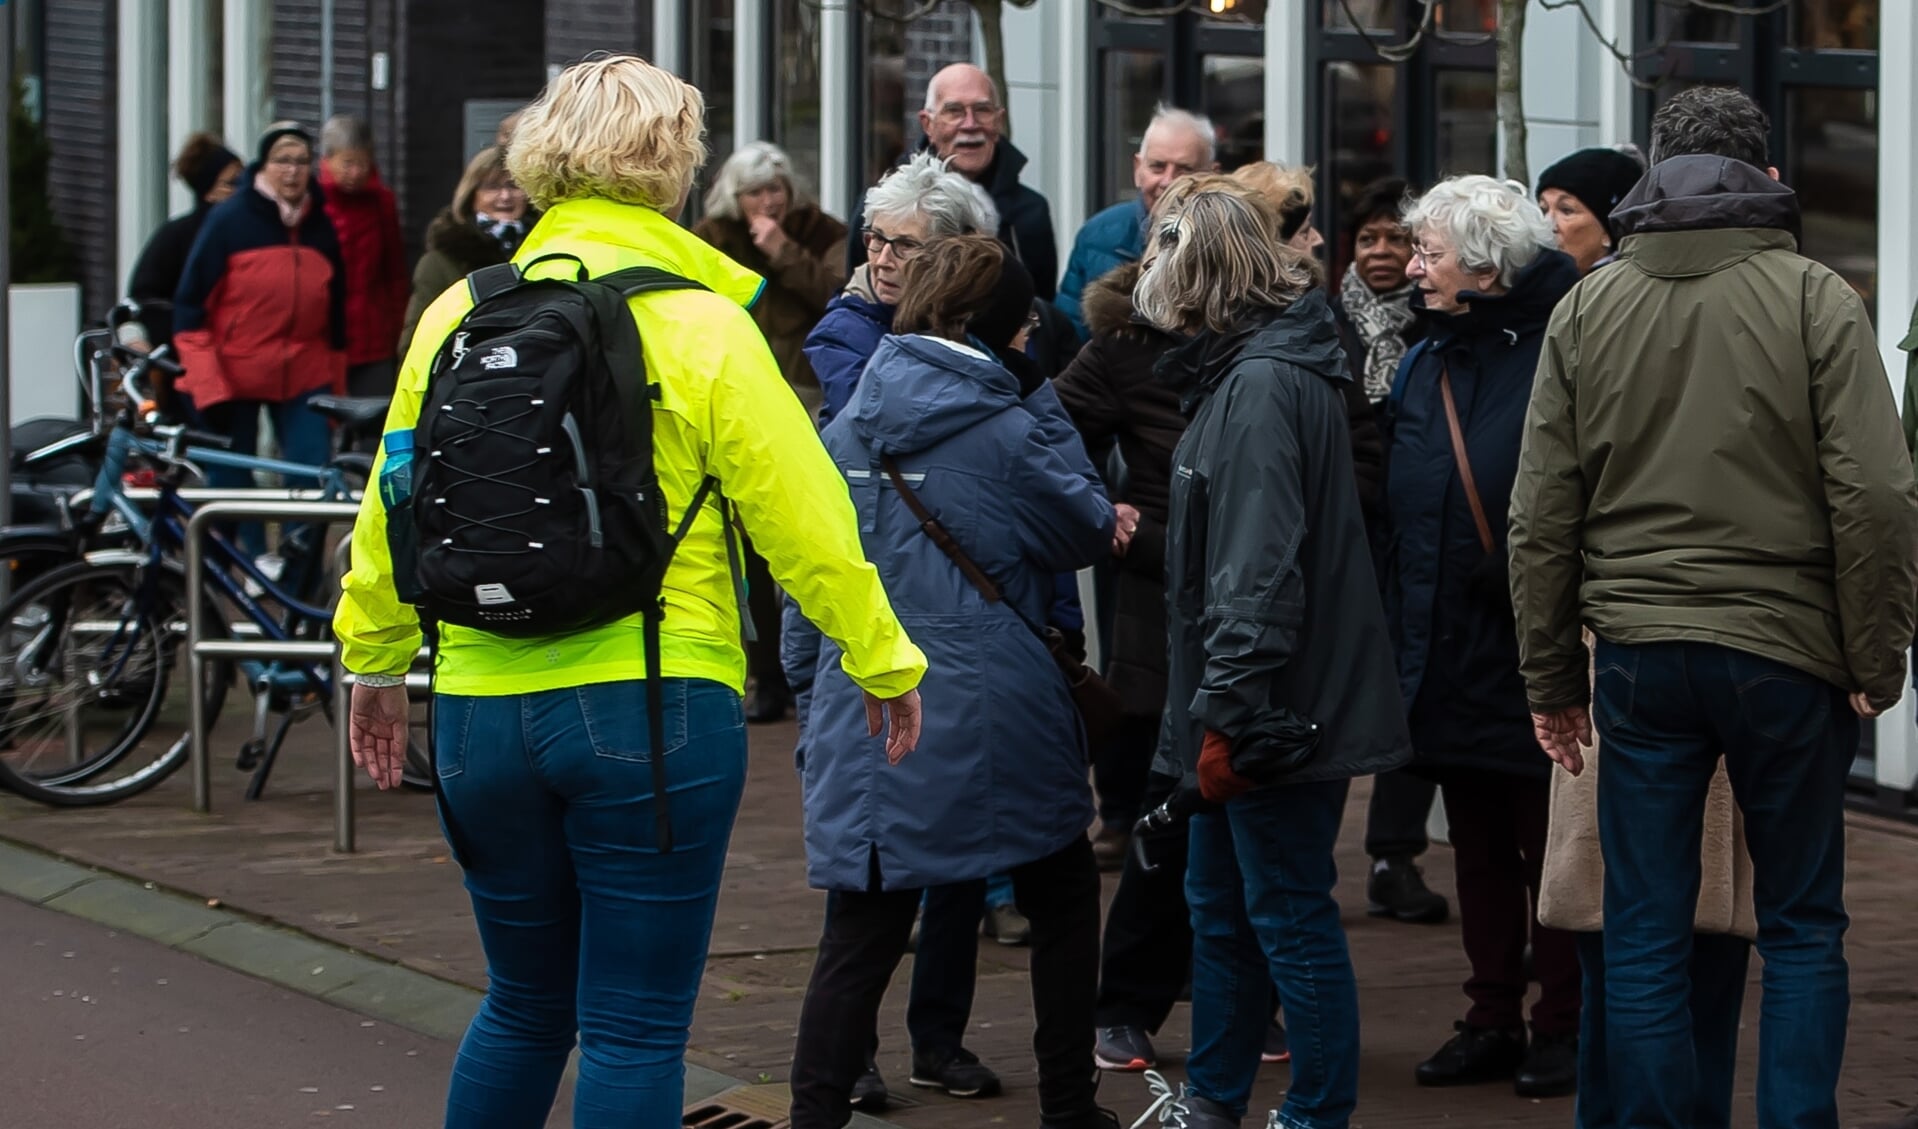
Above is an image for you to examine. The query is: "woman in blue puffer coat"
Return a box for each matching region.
[783,234,1119,1129]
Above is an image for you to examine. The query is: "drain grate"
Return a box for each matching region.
[683,1084,791,1129]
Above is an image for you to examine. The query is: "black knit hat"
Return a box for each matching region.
[255,121,315,168]
[185,143,243,199]
[965,252,1037,353]
[1536,147,1645,227]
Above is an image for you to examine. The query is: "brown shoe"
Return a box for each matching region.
[1092,823,1131,871]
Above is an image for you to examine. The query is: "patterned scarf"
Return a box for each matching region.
[1339,261,1418,402]
[476,213,530,257]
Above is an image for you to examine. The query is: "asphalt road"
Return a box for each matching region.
[1,897,570,1128]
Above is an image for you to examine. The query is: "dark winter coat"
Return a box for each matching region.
[127,205,219,348]
[398,209,514,363]
[1055,198,1146,339]
[1159,290,1410,788]
[173,174,348,409]
[694,204,849,403]
[318,164,408,367]
[786,333,1115,891]
[803,267,893,425]
[846,137,1059,300]
[1386,250,1580,779]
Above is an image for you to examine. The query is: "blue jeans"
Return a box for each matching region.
[1593,639,1854,1129]
[1185,779,1358,1129]
[1575,930,1751,1129]
[199,389,335,557]
[434,678,748,1129]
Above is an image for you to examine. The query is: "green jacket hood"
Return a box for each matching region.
[1612,155,1802,278]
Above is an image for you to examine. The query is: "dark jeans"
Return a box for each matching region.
[433,679,748,1129]
[1093,719,1157,828]
[1187,779,1358,1129]
[1594,639,1855,1129]
[1575,930,1751,1129]
[1364,767,1435,860]
[1439,772,1581,1036]
[199,390,335,558]
[790,838,1103,1128]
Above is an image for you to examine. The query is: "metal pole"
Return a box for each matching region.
[319,0,335,124]
[333,655,355,853]
[1,1,16,543]
[186,512,210,812]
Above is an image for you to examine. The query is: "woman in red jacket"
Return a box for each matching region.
[319,114,408,398]
[173,121,348,552]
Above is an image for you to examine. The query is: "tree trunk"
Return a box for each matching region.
[1496,0,1529,185]
[972,1,1010,140]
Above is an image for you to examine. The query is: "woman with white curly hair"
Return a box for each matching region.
[1383,174,1585,1099]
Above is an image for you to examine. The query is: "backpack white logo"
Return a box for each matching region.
[474,583,516,606]
[479,346,518,371]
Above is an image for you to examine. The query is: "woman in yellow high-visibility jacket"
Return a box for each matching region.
[333,56,926,1129]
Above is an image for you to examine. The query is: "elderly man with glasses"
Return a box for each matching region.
[844,63,1058,302]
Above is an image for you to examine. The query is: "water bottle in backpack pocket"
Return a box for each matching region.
[380,428,421,602]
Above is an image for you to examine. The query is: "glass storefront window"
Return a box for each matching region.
[1656,6,1739,45]
[1438,0,1496,34]
[1324,61,1395,214]
[1434,69,1497,178]
[1787,86,1878,313]
[1202,0,1267,25]
[690,0,736,220]
[1323,0,1390,31]
[1203,55,1264,173]
[1791,0,1878,49]
[773,0,822,195]
[865,16,910,188]
[1099,50,1165,209]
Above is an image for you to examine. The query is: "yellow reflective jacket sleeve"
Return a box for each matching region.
[703,315,928,698]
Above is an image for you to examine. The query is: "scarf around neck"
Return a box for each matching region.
[476,212,530,257]
[254,176,312,230]
[1339,261,1417,402]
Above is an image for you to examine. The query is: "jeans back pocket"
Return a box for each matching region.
[576,679,690,763]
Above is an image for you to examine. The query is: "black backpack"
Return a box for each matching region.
[390,254,721,850]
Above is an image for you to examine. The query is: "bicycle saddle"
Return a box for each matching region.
[305,395,391,432]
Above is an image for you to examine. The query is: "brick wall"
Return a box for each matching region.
[901,1,974,146]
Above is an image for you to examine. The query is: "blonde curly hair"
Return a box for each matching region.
[507,54,707,212]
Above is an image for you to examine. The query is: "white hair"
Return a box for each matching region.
[922,64,1000,112]
[320,114,373,156]
[702,140,812,220]
[862,150,999,236]
[1402,175,1557,289]
[1141,104,1216,167]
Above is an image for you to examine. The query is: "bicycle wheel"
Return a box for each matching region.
[0,560,228,805]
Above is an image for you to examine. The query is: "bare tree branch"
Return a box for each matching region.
[1660,0,1792,16]
[1539,0,1679,90]
[1335,0,1443,63]
[858,0,951,23]
[1092,0,1206,16]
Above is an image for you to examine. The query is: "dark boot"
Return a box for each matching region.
[1366,856,1450,924]
[1415,1022,1527,1087]
[1514,1030,1578,1098]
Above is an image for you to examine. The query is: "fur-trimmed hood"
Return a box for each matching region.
[1081,260,1158,343]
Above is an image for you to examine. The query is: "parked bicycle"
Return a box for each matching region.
[0,347,430,806]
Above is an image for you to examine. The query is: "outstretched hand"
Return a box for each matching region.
[1532,706,1592,777]
[863,688,923,765]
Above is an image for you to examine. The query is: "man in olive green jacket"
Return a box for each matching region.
[1509,87,1918,1129]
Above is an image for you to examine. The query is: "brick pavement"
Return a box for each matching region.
[1,712,1914,1127]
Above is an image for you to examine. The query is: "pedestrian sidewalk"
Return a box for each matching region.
[2,712,1914,1127]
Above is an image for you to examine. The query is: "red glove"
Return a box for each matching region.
[1199,729,1255,803]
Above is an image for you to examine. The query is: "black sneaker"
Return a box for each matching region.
[1094,1024,1157,1071]
[1041,1109,1122,1129]
[1415,1022,1526,1087]
[1367,857,1450,924]
[909,1046,1002,1098]
[850,1059,889,1111]
[1135,1073,1239,1129]
[1261,1018,1291,1063]
[1514,1030,1578,1098]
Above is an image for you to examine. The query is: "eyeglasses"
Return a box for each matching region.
[267,156,313,170]
[863,228,925,260]
[932,101,999,126]
[1411,244,1451,265]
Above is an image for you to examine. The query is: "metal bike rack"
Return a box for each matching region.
[184,500,363,850]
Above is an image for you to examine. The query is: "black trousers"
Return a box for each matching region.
[1363,766,1435,860]
[741,533,787,701]
[1092,718,1158,829]
[880,879,983,1057]
[790,839,1103,1128]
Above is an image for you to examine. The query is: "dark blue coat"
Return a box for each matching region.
[803,275,893,425]
[1385,251,1579,779]
[786,333,1115,891]
[1054,198,1146,340]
